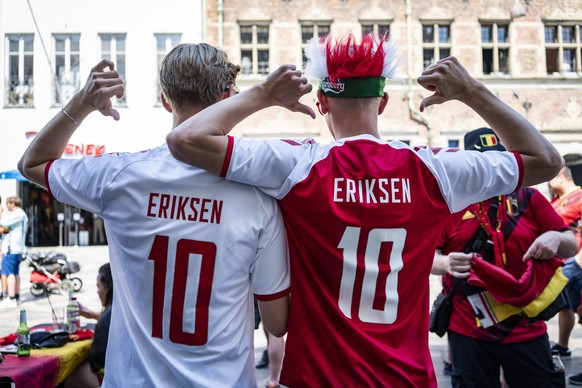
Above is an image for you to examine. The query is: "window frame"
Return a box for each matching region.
[5,33,34,108]
[420,21,453,69]
[543,21,582,75]
[480,20,511,76]
[299,19,332,69]
[154,33,182,104]
[238,21,272,76]
[99,33,127,106]
[360,20,391,38]
[52,33,81,106]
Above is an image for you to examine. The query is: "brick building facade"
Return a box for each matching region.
[205,0,582,154]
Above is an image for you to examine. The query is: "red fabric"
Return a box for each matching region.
[0,353,60,387]
[468,254,563,307]
[69,328,94,341]
[30,271,60,283]
[0,333,17,346]
[551,187,582,250]
[437,187,568,343]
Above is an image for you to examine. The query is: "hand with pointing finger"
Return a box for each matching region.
[417,56,480,112]
[262,64,316,119]
[76,59,125,121]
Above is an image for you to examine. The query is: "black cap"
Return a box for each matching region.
[463,127,506,152]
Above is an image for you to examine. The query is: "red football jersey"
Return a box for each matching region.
[551,187,582,250]
[224,134,522,387]
[438,188,568,343]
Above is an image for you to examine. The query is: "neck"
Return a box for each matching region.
[559,183,581,198]
[171,107,204,130]
[328,112,380,140]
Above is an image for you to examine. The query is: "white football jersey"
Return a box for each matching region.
[47,144,290,388]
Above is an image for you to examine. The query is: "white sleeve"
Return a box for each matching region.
[224,137,311,199]
[250,196,290,298]
[46,153,129,214]
[416,147,522,213]
[0,210,24,228]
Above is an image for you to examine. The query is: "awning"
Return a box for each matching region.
[0,169,28,181]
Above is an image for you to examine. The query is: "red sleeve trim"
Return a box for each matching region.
[44,160,56,198]
[255,287,291,301]
[512,152,524,191]
[219,136,234,178]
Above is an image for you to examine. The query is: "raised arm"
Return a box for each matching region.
[166,64,315,175]
[418,57,563,187]
[18,59,124,187]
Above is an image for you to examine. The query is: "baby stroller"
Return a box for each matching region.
[24,251,83,297]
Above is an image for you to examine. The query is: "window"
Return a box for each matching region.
[100,34,127,106]
[448,139,459,148]
[155,33,181,103]
[544,23,582,74]
[239,24,270,75]
[361,22,390,38]
[53,34,80,105]
[422,23,451,68]
[5,34,34,107]
[480,23,510,75]
[300,23,330,68]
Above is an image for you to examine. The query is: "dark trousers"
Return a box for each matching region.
[448,331,564,388]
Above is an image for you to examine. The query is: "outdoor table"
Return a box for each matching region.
[0,339,91,387]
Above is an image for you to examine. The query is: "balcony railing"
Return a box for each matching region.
[5,77,34,108]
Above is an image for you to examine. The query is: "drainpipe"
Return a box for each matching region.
[405,0,432,146]
[217,0,224,48]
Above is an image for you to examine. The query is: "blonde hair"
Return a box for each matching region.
[159,43,240,113]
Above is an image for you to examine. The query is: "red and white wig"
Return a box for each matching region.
[304,33,399,98]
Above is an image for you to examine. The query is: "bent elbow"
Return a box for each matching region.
[269,327,288,338]
[17,158,31,180]
[548,153,565,179]
[165,131,190,164]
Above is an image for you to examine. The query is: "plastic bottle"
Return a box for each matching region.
[66,293,80,334]
[16,309,30,357]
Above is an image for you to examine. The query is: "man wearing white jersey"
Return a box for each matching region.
[18,44,290,387]
[166,33,563,387]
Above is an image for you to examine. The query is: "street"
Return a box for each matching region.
[2,245,582,387]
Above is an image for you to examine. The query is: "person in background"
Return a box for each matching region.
[547,165,582,384]
[432,127,577,387]
[0,195,3,300]
[165,32,563,386]
[65,262,113,387]
[0,196,29,308]
[18,43,290,387]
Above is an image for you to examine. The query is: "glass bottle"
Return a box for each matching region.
[16,309,30,357]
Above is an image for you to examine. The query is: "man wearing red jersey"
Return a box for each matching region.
[432,127,577,387]
[166,34,563,386]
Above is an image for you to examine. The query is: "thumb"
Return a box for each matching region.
[523,245,534,261]
[291,102,316,119]
[109,108,121,121]
[419,95,441,112]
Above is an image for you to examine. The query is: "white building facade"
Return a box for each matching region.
[0,0,204,245]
